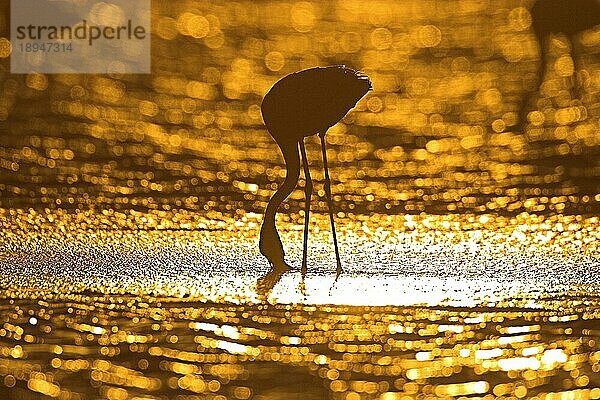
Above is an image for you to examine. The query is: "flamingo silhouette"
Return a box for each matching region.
[518,0,600,129]
[257,66,372,294]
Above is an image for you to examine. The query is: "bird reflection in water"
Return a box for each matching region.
[257,66,372,296]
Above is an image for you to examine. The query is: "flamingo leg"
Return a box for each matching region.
[319,133,343,277]
[299,140,312,276]
[570,34,585,101]
[520,35,550,130]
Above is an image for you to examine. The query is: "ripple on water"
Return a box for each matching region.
[0,294,598,399]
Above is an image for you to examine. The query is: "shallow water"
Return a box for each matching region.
[1,293,599,400]
[1,210,600,399]
[1,209,600,305]
[2,0,600,398]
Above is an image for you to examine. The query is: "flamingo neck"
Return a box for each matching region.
[264,140,300,222]
[259,139,300,267]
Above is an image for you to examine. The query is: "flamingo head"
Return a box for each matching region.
[327,66,373,107]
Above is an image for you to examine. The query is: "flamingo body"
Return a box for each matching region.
[262,66,372,145]
[531,0,600,37]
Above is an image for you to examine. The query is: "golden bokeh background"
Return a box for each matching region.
[1,1,600,399]
[1,0,600,215]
